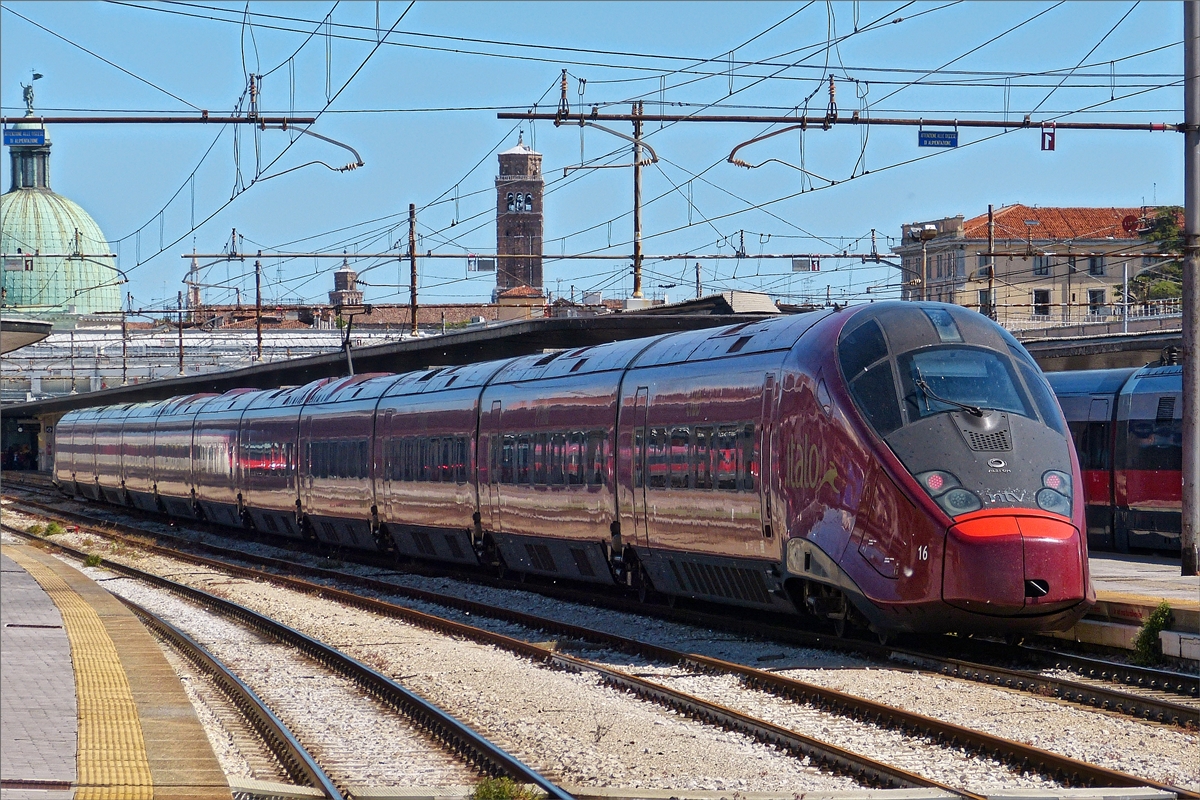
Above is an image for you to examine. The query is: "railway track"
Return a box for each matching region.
[117,595,346,800]
[4,498,1197,797]
[3,524,575,799]
[6,480,1196,727]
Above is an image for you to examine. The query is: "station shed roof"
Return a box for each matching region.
[0,312,777,419]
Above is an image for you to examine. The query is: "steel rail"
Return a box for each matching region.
[6,481,1198,721]
[0,525,576,800]
[884,650,1197,728]
[5,499,1196,798]
[1014,644,1200,698]
[115,595,345,800]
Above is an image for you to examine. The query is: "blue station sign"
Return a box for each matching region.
[3,128,46,147]
[918,130,958,148]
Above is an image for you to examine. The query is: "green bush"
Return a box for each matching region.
[83,554,102,568]
[25,523,45,535]
[44,522,64,536]
[469,778,543,800]
[1133,601,1172,665]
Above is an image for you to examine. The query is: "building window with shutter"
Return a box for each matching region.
[1033,289,1051,317]
[1088,288,1107,316]
[1088,256,1106,276]
[978,289,993,317]
[1033,255,1051,276]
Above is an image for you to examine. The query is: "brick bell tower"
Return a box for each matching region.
[494,132,543,299]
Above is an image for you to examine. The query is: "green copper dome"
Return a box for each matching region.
[2,116,120,316]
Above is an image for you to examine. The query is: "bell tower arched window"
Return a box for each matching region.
[525,194,533,211]
[506,193,515,212]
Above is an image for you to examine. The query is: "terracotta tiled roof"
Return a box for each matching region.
[962,204,1144,241]
[498,285,545,299]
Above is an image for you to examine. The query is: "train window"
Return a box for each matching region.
[549,433,566,485]
[1068,422,1110,471]
[633,427,645,489]
[588,430,606,486]
[716,426,739,491]
[568,431,584,485]
[534,433,548,485]
[647,428,668,489]
[456,437,469,484]
[898,348,1033,424]
[670,428,691,489]
[1123,418,1182,472]
[849,362,903,437]
[838,319,889,380]
[694,427,713,490]
[742,424,757,491]
[501,435,515,483]
[431,438,440,481]
[1016,360,1067,436]
[516,435,531,484]
[923,308,963,343]
[441,438,452,482]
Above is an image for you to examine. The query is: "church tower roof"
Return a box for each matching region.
[2,84,120,316]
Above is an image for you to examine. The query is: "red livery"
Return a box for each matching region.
[1047,363,1183,553]
[55,302,1094,637]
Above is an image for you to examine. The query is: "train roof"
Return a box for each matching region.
[1124,363,1182,395]
[1045,367,1137,397]
[634,312,829,366]
[491,336,657,384]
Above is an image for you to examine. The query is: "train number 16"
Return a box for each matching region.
[916,545,929,562]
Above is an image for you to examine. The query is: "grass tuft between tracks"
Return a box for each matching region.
[1133,600,1172,665]
[470,777,545,800]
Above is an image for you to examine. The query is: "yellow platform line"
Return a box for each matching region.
[5,546,153,800]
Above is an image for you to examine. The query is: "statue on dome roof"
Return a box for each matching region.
[21,82,35,115]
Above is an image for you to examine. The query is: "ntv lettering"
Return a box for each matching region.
[785,434,838,492]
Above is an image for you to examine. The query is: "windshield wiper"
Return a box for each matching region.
[914,369,984,417]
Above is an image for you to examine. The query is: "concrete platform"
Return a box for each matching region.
[1041,552,1200,661]
[0,542,231,800]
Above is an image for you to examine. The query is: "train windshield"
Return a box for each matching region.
[897,347,1034,423]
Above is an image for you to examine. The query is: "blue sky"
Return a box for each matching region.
[0,1,1184,311]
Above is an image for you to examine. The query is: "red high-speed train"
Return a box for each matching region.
[54,302,1094,637]
[1047,363,1183,554]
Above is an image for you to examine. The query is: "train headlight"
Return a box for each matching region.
[915,470,960,497]
[1037,471,1072,516]
[938,488,982,515]
[1036,488,1072,516]
[1041,470,1072,498]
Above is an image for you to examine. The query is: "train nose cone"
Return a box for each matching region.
[942,511,1085,616]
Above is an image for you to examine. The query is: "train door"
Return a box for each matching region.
[759,373,776,540]
[631,387,649,546]
[299,413,314,517]
[380,410,394,520]
[488,401,501,532]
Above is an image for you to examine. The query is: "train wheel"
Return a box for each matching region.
[832,613,847,638]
